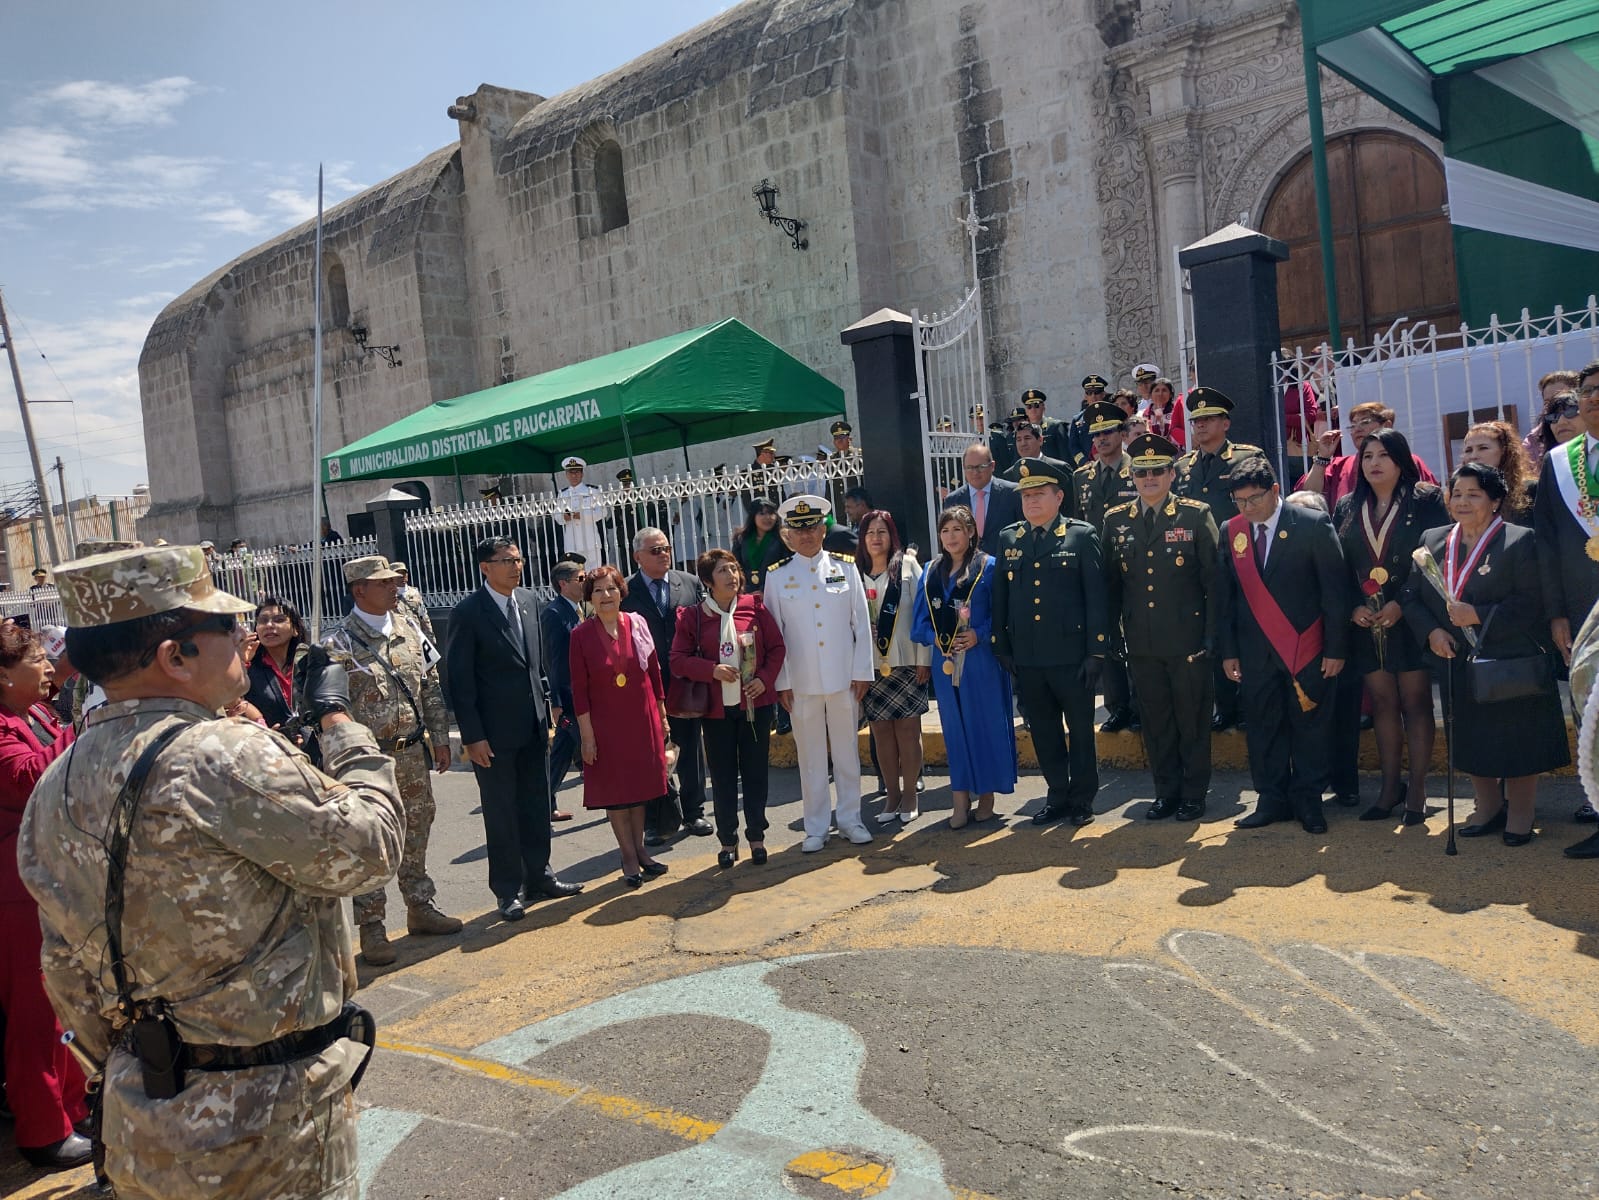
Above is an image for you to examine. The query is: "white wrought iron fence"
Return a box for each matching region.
[0,587,64,627]
[1273,296,1599,485]
[209,537,379,626]
[403,456,865,608]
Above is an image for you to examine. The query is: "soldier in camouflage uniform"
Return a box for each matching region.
[1173,387,1264,733]
[323,555,458,966]
[390,561,435,641]
[17,543,403,1200]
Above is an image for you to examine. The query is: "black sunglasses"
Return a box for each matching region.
[1547,400,1581,420]
[1131,467,1168,478]
[138,612,241,667]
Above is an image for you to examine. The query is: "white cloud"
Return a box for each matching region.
[0,125,92,188]
[198,206,271,235]
[42,76,200,128]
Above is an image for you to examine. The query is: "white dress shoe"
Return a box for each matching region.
[899,807,919,823]
[843,826,874,845]
[801,835,827,853]
[875,811,900,825]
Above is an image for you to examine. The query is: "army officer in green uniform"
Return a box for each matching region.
[1174,387,1262,732]
[1103,434,1220,820]
[1075,401,1141,732]
[992,457,1108,825]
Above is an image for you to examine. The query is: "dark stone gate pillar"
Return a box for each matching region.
[1178,224,1290,470]
[840,308,931,549]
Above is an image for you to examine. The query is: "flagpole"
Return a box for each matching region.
[309,165,326,641]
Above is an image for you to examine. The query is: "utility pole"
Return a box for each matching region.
[0,288,62,565]
[53,457,77,553]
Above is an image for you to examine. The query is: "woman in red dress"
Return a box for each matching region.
[571,566,671,887]
[0,623,90,1171]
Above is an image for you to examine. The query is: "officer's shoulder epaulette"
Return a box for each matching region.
[1073,460,1095,479]
[1105,500,1137,520]
[827,550,855,564]
[1175,496,1210,510]
[1230,442,1265,457]
[768,553,796,571]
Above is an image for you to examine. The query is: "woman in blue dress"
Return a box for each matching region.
[911,505,1017,827]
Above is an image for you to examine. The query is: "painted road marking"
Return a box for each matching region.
[359,957,998,1199]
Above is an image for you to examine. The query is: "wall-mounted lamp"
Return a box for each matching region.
[350,324,402,369]
[751,178,808,251]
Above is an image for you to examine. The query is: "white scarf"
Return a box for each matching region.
[705,594,741,706]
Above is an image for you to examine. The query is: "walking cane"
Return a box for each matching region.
[1444,654,1458,856]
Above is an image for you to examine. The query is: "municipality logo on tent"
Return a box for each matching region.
[328,458,342,480]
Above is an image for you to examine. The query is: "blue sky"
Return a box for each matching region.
[0,0,732,506]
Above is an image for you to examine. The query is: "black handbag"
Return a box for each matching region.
[1465,607,1554,705]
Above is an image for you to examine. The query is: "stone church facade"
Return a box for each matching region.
[138,0,1434,545]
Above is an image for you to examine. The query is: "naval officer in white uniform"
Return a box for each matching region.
[556,455,608,566]
[762,494,875,850]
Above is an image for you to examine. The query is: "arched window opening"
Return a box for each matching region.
[595,140,629,233]
[326,258,350,328]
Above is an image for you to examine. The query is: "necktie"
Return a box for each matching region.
[653,579,667,612]
[1254,523,1268,569]
[973,487,987,535]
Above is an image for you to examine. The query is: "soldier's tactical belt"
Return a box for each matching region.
[378,730,427,754]
[186,1001,378,1086]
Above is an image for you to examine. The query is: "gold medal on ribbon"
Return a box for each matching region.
[1174,555,1183,567]
[878,662,891,678]
[614,672,627,688]
[1369,566,1389,585]
[1587,535,1599,563]
[942,660,955,675]
[1232,531,1248,556]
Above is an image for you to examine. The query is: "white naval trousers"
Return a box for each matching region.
[789,690,864,838]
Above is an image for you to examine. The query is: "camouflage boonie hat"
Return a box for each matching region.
[54,545,255,628]
[343,555,401,584]
[74,538,143,558]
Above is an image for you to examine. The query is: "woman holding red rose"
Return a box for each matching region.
[856,512,931,823]
[1331,428,1449,823]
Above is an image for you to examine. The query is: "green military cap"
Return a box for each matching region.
[1186,386,1234,418]
[829,419,852,437]
[1021,388,1047,406]
[778,493,830,528]
[1127,433,1180,468]
[968,404,985,419]
[343,555,401,584]
[1012,458,1071,491]
[1006,405,1031,425]
[73,538,143,558]
[936,416,954,432]
[31,567,47,579]
[54,545,254,628]
[616,468,635,483]
[1081,374,1109,392]
[1083,401,1128,435]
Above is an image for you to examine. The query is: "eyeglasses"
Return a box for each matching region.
[1549,400,1582,419]
[1579,384,1599,398]
[1231,490,1275,509]
[488,555,524,565]
[1024,401,1044,409]
[643,545,671,555]
[963,462,994,473]
[187,613,241,638]
[1131,467,1168,478]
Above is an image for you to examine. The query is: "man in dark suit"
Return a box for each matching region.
[621,525,714,844]
[446,536,583,921]
[992,457,1109,825]
[944,443,1023,556]
[539,557,587,821]
[1214,457,1348,834]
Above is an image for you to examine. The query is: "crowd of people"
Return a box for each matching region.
[0,355,1594,1193]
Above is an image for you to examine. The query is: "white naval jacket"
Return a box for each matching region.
[763,548,874,695]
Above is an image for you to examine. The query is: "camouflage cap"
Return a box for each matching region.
[73,538,143,558]
[54,545,255,628]
[343,555,401,584]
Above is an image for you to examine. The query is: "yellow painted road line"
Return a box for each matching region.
[378,1037,999,1199]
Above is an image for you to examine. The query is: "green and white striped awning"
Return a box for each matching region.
[1301,1,1599,325]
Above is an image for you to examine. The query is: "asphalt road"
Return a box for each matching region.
[8,760,1599,1199]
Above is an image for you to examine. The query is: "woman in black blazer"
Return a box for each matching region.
[1332,429,1450,823]
[1401,462,1570,845]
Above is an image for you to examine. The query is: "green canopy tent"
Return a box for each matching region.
[322,318,844,486]
[1299,1,1599,335]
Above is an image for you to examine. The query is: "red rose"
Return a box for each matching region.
[1360,578,1381,597]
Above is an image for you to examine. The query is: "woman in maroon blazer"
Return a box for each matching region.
[670,549,786,868]
[0,622,90,1171]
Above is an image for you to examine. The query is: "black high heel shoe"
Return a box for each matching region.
[1502,829,1534,847]
[641,860,669,876]
[622,872,644,888]
[1458,809,1507,837]
[717,847,737,869]
[1360,781,1409,822]
[749,844,768,865]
